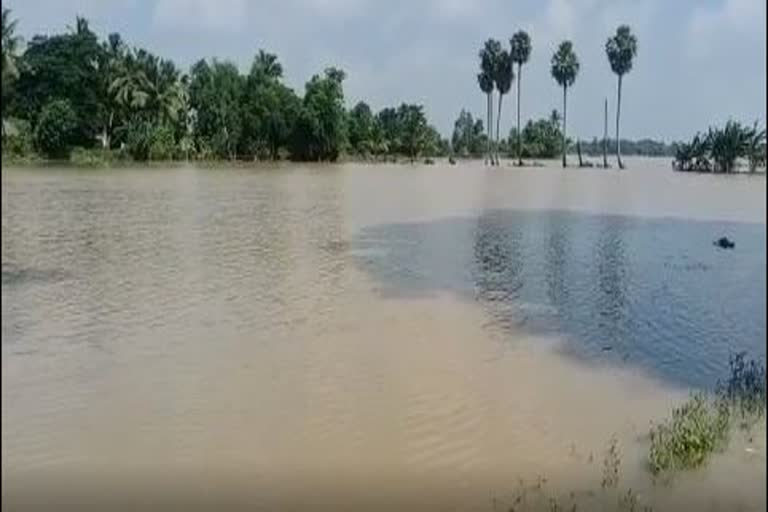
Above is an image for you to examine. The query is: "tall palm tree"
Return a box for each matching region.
[477,71,493,166]
[493,49,513,166]
[551,41,579,168]
[478,39,501,165]
[510,30,531,166]
[605,25,637,169]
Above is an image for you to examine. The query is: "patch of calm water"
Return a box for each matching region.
[2,159,765,510]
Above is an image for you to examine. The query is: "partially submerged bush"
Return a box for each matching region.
[649,353,766,475]
[674,121,766,173]
[717,352,767,425]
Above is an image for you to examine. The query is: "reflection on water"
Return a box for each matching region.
[354,209,766,388]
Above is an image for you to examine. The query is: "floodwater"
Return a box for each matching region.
[2,159,766,511]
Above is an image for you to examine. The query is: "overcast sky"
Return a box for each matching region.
[6,0,767,141]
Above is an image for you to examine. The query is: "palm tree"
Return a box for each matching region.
[605,25,637,169]
[251,50,283,80]
[510,30,531,166]
[479,39,501,165]
[493,50,513,166]
[551,41,579,168]
[477,71,493,165]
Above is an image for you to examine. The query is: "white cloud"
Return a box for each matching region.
[153,0,247,32]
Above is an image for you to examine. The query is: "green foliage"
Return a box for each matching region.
[33,99,78,158]
[510,31,532,66]
[451,109,486,157]
[241,51,299,160]
[606,26,638,77]
[13,17,103,146]
[648,393,730,475]
[674,121,766,173]
[508,114,563,159]
[551,41,579,88]
[649,354,765,475]
[289,68,347,161]
[188,59,244,159]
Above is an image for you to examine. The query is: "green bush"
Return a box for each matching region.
[33,99,78,158]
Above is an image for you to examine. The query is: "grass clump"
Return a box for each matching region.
[648,352,766,475]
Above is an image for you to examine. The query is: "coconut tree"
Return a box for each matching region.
[605,25,637,169]
[493,49,513,166]
[510,30,531,166]
[550,41,579,168]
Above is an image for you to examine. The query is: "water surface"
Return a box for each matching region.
[2,159,766,510]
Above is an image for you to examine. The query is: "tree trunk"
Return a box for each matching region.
[577,139,583,167]
[485,93,491,165]
[496,92,503,167]
[489,92,494,166]
[603,98,608,168]
[517,63,523,166]
[616,74,624,169]
[562,85,567,168]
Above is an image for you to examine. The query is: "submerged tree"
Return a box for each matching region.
[551,41,579,168]
[605,25,637,169]
[509,30,531,166]
[493,49,513,166]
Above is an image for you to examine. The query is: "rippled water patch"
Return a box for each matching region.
[353,209,766,389]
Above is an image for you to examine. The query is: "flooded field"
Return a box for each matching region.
[2,159,765,510]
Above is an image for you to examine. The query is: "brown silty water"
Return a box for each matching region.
[2,159,765,510]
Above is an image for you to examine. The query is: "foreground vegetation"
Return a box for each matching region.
[673,121,766,173]
[491,353,765,511]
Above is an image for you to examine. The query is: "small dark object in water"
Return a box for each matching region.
[448,156,457,165]
[601,345,613,351]
[714,237,735,249]
[424,158,435,165]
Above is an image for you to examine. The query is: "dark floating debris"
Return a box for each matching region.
[714,237,735,249]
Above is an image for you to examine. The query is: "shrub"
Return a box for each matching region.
[33,99,78,158]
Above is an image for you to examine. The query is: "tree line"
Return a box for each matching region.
[477,26,637,168]
[1,10,447,163]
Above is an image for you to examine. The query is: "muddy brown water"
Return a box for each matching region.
[2,159,765,510]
